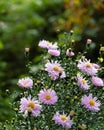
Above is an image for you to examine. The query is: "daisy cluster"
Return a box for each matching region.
[11,33,104,130]
[77,58,103,112]
[39,40,60,56]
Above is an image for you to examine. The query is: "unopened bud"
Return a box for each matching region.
[14,108,18,111]
[3,125,6,128]
[74,96,78,99]
[87,39,92,44]
[20,93,23,96]
[37,80,41,84]
[81,56,86,59]
[6,89,9,94]
[98,57,103,62]
[100,46,104,51]
[25,48,30,52]
[70,30,74,34]
[24,91,28,97]
[40,67,45,71]
[35,83,38,86]
[23,114,27,119]
[66,96,70,99]
[78,124,87,130]
[45,86,48,89]
[71,39,75,43]
[45,59,49,63]
[70,110,74,116]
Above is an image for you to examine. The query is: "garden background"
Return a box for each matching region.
[0,0,104,122]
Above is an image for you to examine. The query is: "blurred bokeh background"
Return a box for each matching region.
[0,0,104,121]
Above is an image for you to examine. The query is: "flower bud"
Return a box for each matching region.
[98,57,103,62]
[37,80,41,84]
[78,124,87,130]
[70,110,74,116]
[66,95,70,99]
[25,48,30,52]
[45,86,48,89]
[74,96,78,99]
[6,89,10,94]
[14,108,18,111]
[70,30,74,34]
[71,39,75,43]
[87,39,92,44]
[33,128,37,130]
[24,91,28,97]
[3,125,6,128]
[100,46,104,51]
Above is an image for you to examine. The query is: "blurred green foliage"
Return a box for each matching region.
[0,0,104,122]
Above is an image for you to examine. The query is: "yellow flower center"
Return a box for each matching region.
[23,81,28,86]
[46,42,51,46]
[53,66,62,73]
[89,100,95,106]
[28,101,35,109]
[45,94,51,100]
[86,63,92,68]
[81,79,86,84]
[53,66,60,71]
[61,115,68,121]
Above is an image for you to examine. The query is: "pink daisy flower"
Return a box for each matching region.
[20,97,42,117]
[91,76,104,87]
[53,112,73,129]
[38,89,58,105]
[66,49,75,57]
[77,74,90,90]
[81,94,101,112]
[38,40,58,50]
[45,61,66,80]
[18,77,33,88]
[48,49,60,56]
[77,59,99,76]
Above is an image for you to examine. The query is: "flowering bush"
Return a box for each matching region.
[1,32,104,130]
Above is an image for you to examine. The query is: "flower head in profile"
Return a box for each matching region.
[77,74,90,90]
[81,94,101,112]
[93,63,100,69]
[48,49,60,56]
[66,49,75,57]
[38,40,58,50]
[38,89,58,105]
[20,96,42,117]
[77,59,99,76]
[45,61,66,80]
[53,112,73,129]
[91,76,104,87]
[18,77,33,88]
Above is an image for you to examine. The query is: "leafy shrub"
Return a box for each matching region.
[1,32,104,130]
